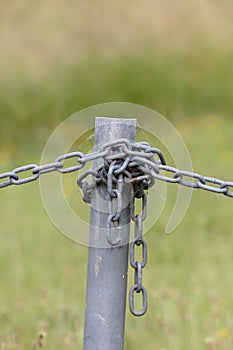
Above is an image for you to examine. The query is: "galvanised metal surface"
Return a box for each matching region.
[83,117,136,350]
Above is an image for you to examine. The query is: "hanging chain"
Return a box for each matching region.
[129,184,148,316]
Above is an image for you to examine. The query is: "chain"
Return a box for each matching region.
[0,152,85,188]
[0,139,163,189]
[155,165,233,197]
[1,138,233,317]
[1,140,232,197]
[129,185,148,316]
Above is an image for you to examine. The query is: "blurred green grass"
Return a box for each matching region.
[1,51,233,160]
[0,1,233,348]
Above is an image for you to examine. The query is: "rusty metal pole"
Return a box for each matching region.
[83,117,136,350]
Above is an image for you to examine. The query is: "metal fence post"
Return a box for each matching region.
[83,117,136,350]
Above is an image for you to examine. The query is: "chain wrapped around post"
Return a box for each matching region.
[1,139,232,198]
[1,138,233,317]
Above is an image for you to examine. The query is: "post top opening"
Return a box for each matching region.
[95,116,137,126]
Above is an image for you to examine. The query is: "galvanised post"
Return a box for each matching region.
[83,117,136,350]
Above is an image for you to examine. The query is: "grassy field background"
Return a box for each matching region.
[0,1,233,349]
